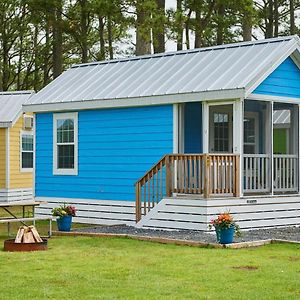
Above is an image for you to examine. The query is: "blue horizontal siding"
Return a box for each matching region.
[253,57,300,98]
[35,105,173,201]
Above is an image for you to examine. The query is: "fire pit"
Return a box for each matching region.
[3,225,48,252]
[4,239,48,252]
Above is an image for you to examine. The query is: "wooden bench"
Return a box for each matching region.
[0,216,57,237]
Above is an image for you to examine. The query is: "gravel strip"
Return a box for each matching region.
[73,225,300,243]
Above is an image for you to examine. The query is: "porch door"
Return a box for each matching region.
[209,105,233,153]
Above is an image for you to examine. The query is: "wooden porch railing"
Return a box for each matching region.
[135,154,240,222]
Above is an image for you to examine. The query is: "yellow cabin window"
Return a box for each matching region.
[21,132,33,171]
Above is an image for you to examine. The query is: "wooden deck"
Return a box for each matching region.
[135,153,300,228]
[136,195,300,231]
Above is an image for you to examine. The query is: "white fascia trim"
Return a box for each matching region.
[290,51,300,69]
[245,43,300,97]
[53,112,78,176]
[20,130,34,173]
[0,122,12,128]
[23,89,245,113]
[34,196,136,206]
[247,93,300,104]
[5,128,10,189]
[11,110,23,127]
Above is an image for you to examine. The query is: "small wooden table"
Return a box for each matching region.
[0,200,55,236]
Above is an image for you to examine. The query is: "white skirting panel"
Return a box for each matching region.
[35,197,136,226]
[0,188,33,203]
[137,195,300,231]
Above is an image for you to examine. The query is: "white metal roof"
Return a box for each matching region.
[273,109,290,124]
[0,91,34,127]
[24,35,300,113]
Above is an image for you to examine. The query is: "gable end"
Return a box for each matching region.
[253,56,300,99]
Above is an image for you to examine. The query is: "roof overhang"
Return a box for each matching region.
[23,88,245,113]
[245,39,300,97]
[247,93,300,104]
[0,121,12,128]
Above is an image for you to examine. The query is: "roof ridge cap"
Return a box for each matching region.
[71,36,297,69]
[0,90,34,95]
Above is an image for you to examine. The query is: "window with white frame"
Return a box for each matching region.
[21,132,33,171]
[53,113,78,175]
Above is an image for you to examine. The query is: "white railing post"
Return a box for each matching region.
[233,99,243,196]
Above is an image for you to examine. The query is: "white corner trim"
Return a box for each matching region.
[5,128,10,189]
[53,112,78,176]
[19,130,34,173]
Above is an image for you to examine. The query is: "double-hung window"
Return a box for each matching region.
[20,132,33,171]
[53,113,78,175]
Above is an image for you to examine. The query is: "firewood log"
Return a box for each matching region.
[15,227,25,243]
[29,226,43,243]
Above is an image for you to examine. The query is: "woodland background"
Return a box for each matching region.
[0,0,299,91]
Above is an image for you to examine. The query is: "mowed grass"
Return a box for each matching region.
[0,236,299,300]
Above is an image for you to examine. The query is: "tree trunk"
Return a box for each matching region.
[52,0,63,78]
[17,32,23,90]
[242,0,253,41]
[266,0,274,38]
[194,10,202,48]
[80,0,88,63]
[290,0,296,34]
[274,0,279,37]
[107,14,113,59]
[43,18,51,87]
[2,35,9,91]
[153,0,165,54]
[98,15,105,60]
[34,24,39,91]
[136,1,151,56]
[216,3,225,45]
[176,0,183,51]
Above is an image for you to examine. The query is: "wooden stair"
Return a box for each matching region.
[136,195,300,231]
[136,197,210,231]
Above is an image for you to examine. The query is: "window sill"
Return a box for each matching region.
[53,169,78,176]
[20,168,33,173]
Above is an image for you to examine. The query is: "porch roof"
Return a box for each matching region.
[24,36,300,113]
[0,91,34,127]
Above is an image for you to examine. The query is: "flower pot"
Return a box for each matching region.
[57,215,72,232]
[216,226,235,244]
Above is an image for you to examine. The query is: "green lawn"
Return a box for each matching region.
[0,236,299,299]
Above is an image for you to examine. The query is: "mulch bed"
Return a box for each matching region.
[68,224,300,244]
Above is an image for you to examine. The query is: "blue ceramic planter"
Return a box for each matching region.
[216,226,235,244]
[57,215,73,232]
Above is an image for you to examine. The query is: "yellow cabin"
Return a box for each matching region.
[0,91,34,202]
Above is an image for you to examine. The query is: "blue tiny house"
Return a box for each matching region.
[24,36,300,230]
